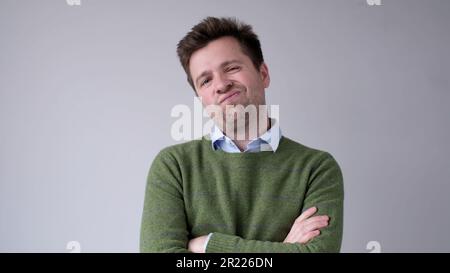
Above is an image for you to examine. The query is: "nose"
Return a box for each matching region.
[214,73,233,94]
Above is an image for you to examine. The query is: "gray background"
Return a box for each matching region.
[1,0,449,252]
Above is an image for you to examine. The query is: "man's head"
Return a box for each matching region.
[176,17,270,112]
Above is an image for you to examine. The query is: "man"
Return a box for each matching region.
[140,17,344,253]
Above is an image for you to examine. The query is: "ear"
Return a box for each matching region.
[259,62,270,88]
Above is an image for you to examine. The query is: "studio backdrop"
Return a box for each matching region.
[1,0,449,252]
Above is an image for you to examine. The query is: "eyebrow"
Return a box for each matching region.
[194,59,243,87]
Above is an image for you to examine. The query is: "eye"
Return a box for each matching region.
[200,78,211,87]
[228,66,240,72]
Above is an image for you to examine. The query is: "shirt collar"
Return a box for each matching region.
[209,118,282,152]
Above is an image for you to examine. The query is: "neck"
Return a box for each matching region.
[224,115,272,152]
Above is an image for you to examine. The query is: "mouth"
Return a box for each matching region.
[220,91,241,104]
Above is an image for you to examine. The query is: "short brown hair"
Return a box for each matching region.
[177,16,264,91]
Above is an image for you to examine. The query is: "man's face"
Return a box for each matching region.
[189,36,270,112]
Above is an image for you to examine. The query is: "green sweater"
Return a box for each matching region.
[140,136,344,253]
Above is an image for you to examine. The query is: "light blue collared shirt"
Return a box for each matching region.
[209,118,282,153]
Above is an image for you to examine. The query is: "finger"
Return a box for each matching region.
[296,215,328,232]
[303,215,329,226]
[285,219,326,244]
[296,206,317,223]
[300,230,321,244]
[303,220,329,233]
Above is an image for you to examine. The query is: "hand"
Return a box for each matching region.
[188,235,209,253]
[283,206,329,244]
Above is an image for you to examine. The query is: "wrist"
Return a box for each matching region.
[188,235,209,253]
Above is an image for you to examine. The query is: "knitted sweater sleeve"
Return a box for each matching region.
[140,150,190,252]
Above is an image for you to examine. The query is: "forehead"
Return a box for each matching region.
[189,36,250,77]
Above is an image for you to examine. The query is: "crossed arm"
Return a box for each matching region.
[140,151,344,253]
[188,206,330,253]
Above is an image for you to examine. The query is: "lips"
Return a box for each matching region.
[220,91,240,104]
